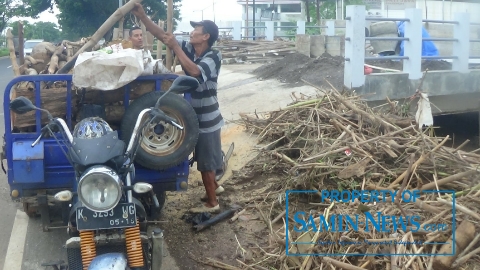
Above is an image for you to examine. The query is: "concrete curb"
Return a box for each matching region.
[0,55,10,60]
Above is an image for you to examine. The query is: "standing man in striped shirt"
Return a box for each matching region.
[132,3,224,213]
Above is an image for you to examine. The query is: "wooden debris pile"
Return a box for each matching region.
[16,38,93,76]
[216,39,296,64]
[222,84,480,269]
[5,31,173,131]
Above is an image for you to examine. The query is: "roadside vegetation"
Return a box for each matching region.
[0,47,9,57]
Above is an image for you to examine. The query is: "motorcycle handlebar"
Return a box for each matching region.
[31,119,74,147]
[36,107,182,154]
[126,108,152,153]
[55,118,73,143]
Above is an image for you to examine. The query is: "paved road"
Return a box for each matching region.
[0,56,179,270]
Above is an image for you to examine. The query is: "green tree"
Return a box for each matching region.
[54,0,182,40]
[9,20,61,41]
[1,0,54,33]
[31,21,62,41]
[3,0,182,41]
[288,0,367,38]
[9,20,33,37]
[305,0,367,24]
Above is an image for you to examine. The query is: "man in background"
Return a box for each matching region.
[129,26,171,75]
[129,26,144,50]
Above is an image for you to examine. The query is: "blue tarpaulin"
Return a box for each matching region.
[397,21,439,57]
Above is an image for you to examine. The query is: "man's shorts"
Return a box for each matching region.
[194,128,223,172]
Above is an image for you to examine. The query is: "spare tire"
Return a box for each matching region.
[121,91,199,170]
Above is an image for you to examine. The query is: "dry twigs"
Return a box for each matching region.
[229,84,480,270]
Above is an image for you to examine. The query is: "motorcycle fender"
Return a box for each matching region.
[87,253,127,270]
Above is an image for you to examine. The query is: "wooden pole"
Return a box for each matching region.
[166,0,173,70]
[18,22,25,65]
[246,0,249,38]
[118,0,125,39]
[6,29,20,77]
[305,0,310,23]
[119,18,125,40]
[6,28,19,130]
[156,20,164,60]
[141,22,147,48]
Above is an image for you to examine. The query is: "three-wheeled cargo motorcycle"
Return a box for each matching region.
[2,73,202,270]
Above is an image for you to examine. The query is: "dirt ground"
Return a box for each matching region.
[254,52,345,91]
[252,52,454,92]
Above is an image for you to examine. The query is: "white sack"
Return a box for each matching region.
[415,93,434,129]
[73,48,144,90]
[141,50,171,76]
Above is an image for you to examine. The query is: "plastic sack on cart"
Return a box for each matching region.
[141,49,172,76]
[72,44,144,90]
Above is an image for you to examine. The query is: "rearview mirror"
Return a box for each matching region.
[168,76,199,94]
[9,96,37,114]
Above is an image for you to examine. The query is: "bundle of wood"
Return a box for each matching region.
[17,38,92,76]
[222,83,480,269]
[8,37,173,130]
[216,39,297,64]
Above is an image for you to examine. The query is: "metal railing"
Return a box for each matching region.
[344,5,478,88]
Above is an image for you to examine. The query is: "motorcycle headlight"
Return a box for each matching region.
[78,166,122,212]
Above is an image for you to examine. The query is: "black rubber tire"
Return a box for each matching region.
[121,91,199,170]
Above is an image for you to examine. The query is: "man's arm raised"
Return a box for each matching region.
[131,3,166,42]
[162,33,201,78]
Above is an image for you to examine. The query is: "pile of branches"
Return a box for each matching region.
[18,38,97,76]
[216,39,296,64]
[226,84,480,269]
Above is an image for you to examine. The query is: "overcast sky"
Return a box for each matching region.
[14,0,243,33]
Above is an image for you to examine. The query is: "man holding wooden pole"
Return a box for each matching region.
[132,3,225,213]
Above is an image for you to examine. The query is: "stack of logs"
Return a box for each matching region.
[6,30,173,131]
[216,39,297,64]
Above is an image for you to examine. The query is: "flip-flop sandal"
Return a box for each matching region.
[200,186,225,202]
[189,204,220,213]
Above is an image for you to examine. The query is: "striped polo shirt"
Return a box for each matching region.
[176,41,224,133]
